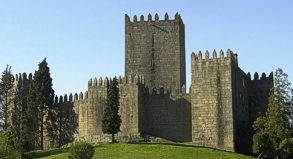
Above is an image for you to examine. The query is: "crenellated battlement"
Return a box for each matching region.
[191,49,238,65]
[118,74,145,85]
[54,90,90,104]
[13,72,33,84]
[125,12,182,23]
[247,71,274,83]
[87,75,145,88]
[56,74,146,105]
[88,76,109,87]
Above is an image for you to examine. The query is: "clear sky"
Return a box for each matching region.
[1,0,292,96]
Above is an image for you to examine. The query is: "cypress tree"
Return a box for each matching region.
[101,77,121,142]
[0,65,13,131]
[24,58,55,150]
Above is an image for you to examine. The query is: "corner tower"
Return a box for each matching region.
[125,13,186,89]
[190,49,239,151]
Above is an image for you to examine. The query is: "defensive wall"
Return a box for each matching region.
[10,54,273,151]
[7,73,32,128]
[53,74,192,144]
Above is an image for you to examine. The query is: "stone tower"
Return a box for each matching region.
[125,13,186,90]
[190,49,239,151]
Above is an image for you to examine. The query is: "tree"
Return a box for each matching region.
[0,131,21,158]
[101,77,121,142]
[24,58,55,150]
[0,65,14,131]
[252,68,293,158]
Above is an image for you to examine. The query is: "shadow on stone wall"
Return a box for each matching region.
[144,92,191,142]
[57,102,78,147]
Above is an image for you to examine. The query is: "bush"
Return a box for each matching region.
[68,142,95,159]
[0,131,21,159]
[23,151,37,159]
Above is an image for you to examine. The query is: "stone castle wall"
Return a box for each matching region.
[190,49,237,151]
[54,75,147,139]
[55,99,77,147]
[119,75,146,134]
[231,57,250,152]
[248,72,273,120]
[125,13,186,89]
[144,87,191,142]
[189,49,273,152]
[232,68,273,152]
[8,73,32,127]
[53,73,192,144]
[76,77,108,136]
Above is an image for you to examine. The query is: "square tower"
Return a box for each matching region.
[125,13,186,90]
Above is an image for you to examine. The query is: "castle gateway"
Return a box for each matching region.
[11,13,273,152]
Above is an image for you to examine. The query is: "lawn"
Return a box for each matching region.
[32,142,255,159]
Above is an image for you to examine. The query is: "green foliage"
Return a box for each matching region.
[278,138,293,157]
[23,151,37,159]
[0,64,13,131]
[22,147,70,158]
[68,142,95,159]
[252,113,266,131]
[252,68,293,158]
[102,77,121,142]
[24,58,56,150]
[0,131,21,159]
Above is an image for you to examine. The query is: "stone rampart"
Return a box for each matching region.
[144,85,191,142]
[118,74,146,134]
[191,49,237,151]
[247,72,273,120]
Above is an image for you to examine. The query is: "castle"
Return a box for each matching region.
[10,13,273,152]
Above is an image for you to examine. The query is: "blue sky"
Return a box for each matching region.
[0,0,292,96]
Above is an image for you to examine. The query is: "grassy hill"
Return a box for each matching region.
[30,143,255,159]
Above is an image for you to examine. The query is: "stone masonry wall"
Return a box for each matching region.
[231,61,250,152]
[54,97,77,147]
[67,75,146,138]
[119,75,146,134]
[248,72,273,120]
[191,49,237,151]
[233,68,249,125]
[144,86,191,142]
[125,13,186,89]
[75,77,109,136]
[8,73,32,127]
[231,63,273,152]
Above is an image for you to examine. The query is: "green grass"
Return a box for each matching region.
[31,143,255,159]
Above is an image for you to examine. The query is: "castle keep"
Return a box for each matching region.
[10,13,273,152]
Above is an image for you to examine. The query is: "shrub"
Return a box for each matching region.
[68,142,95,159]
[23,151,37,159]
[0,131,21,159]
